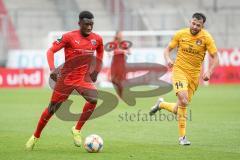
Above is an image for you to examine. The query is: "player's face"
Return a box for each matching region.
[115,31,123,42]
[79,18,94,37]
[189,18,204,35]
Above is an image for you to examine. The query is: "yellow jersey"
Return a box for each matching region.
[169,28,217,75]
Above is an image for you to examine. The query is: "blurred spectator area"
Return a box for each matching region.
[2,0,240,50]
[0,0,19,66]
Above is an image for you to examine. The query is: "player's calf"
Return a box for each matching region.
[48,102,62,114]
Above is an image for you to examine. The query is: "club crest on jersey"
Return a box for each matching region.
[196,39,202,46]
[91,39,97,46]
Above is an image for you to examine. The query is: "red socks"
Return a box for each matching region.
[75,102,96,130]
[34,108,53,138]
[33,102,96,138]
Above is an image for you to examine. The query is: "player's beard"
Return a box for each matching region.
[190,28,200,35]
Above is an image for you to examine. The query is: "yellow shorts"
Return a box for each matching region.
[172,67,199,102]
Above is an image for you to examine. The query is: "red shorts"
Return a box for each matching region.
[50,71,96,103]
[111,62,126,83]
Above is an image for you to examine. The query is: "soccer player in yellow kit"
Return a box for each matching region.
[149,13,219,145]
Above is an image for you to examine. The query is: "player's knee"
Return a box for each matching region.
[82,90,98,104]
[177,91,189,107]
[83,93,98,104]
[86,97,97,104]
[173,106,178,114]
[179,96,189,107]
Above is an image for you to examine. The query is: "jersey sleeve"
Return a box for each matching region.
[95,36,104,72]
[51,34,70,52]
[47,34,70,70]
[206,33,217,55]
[168,30,181,49]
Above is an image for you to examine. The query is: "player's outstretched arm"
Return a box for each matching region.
[202,53,219,81]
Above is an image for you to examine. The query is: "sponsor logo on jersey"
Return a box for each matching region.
[181,38,188,42]
[75,40,80,44]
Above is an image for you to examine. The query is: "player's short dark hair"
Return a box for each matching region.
[79,11,94,20]
[192,12,206,23]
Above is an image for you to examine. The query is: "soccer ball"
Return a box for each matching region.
[84,134,103,153]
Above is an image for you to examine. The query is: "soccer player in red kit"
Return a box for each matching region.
[110,31,130,98]
[26,11,104,150]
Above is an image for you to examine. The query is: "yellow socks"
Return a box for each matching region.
[159,102,176,113]
[160,101,188,137]
[177,106,187,137]
[159,102,188,137]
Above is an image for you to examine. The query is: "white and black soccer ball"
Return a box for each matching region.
[84,134,103,153]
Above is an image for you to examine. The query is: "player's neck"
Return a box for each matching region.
[80,30,91,37]
[189,29,202,37]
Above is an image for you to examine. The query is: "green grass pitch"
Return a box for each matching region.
[0,85,240,160]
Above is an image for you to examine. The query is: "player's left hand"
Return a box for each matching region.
[202,71,211,81]
[90,70,99,82]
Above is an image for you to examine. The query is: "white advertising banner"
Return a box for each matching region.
[6,48,169,87]
[6,50,64,69]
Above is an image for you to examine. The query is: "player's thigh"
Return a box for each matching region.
[50,80,74,103]
[172,68,189,106]
[172,67,188,94]
[187,77,199,102]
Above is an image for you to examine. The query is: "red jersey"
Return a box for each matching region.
[110,40,128,82]
[112,41,127,70]
[47,30,103,86]
[48,30,103,72]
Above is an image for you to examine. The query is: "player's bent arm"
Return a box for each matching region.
[205,32,219,76]
[47,48,61,82]
[208,53,219,75]
[164,29,181,68]
[202,53,219,81]
[47,48,58,81]
[164,45,175,68]
[47,42,66,82]
[95,37,104,72]
[47,48,56,71]
[47,41,66,71]
[47,34,69,71]
[90,36,104,82]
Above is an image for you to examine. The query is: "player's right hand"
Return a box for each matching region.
[50,70,59,82]
[166,58,174,68]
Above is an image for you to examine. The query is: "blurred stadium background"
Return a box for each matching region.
[0,0,240,159]
[1,0,240,87]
